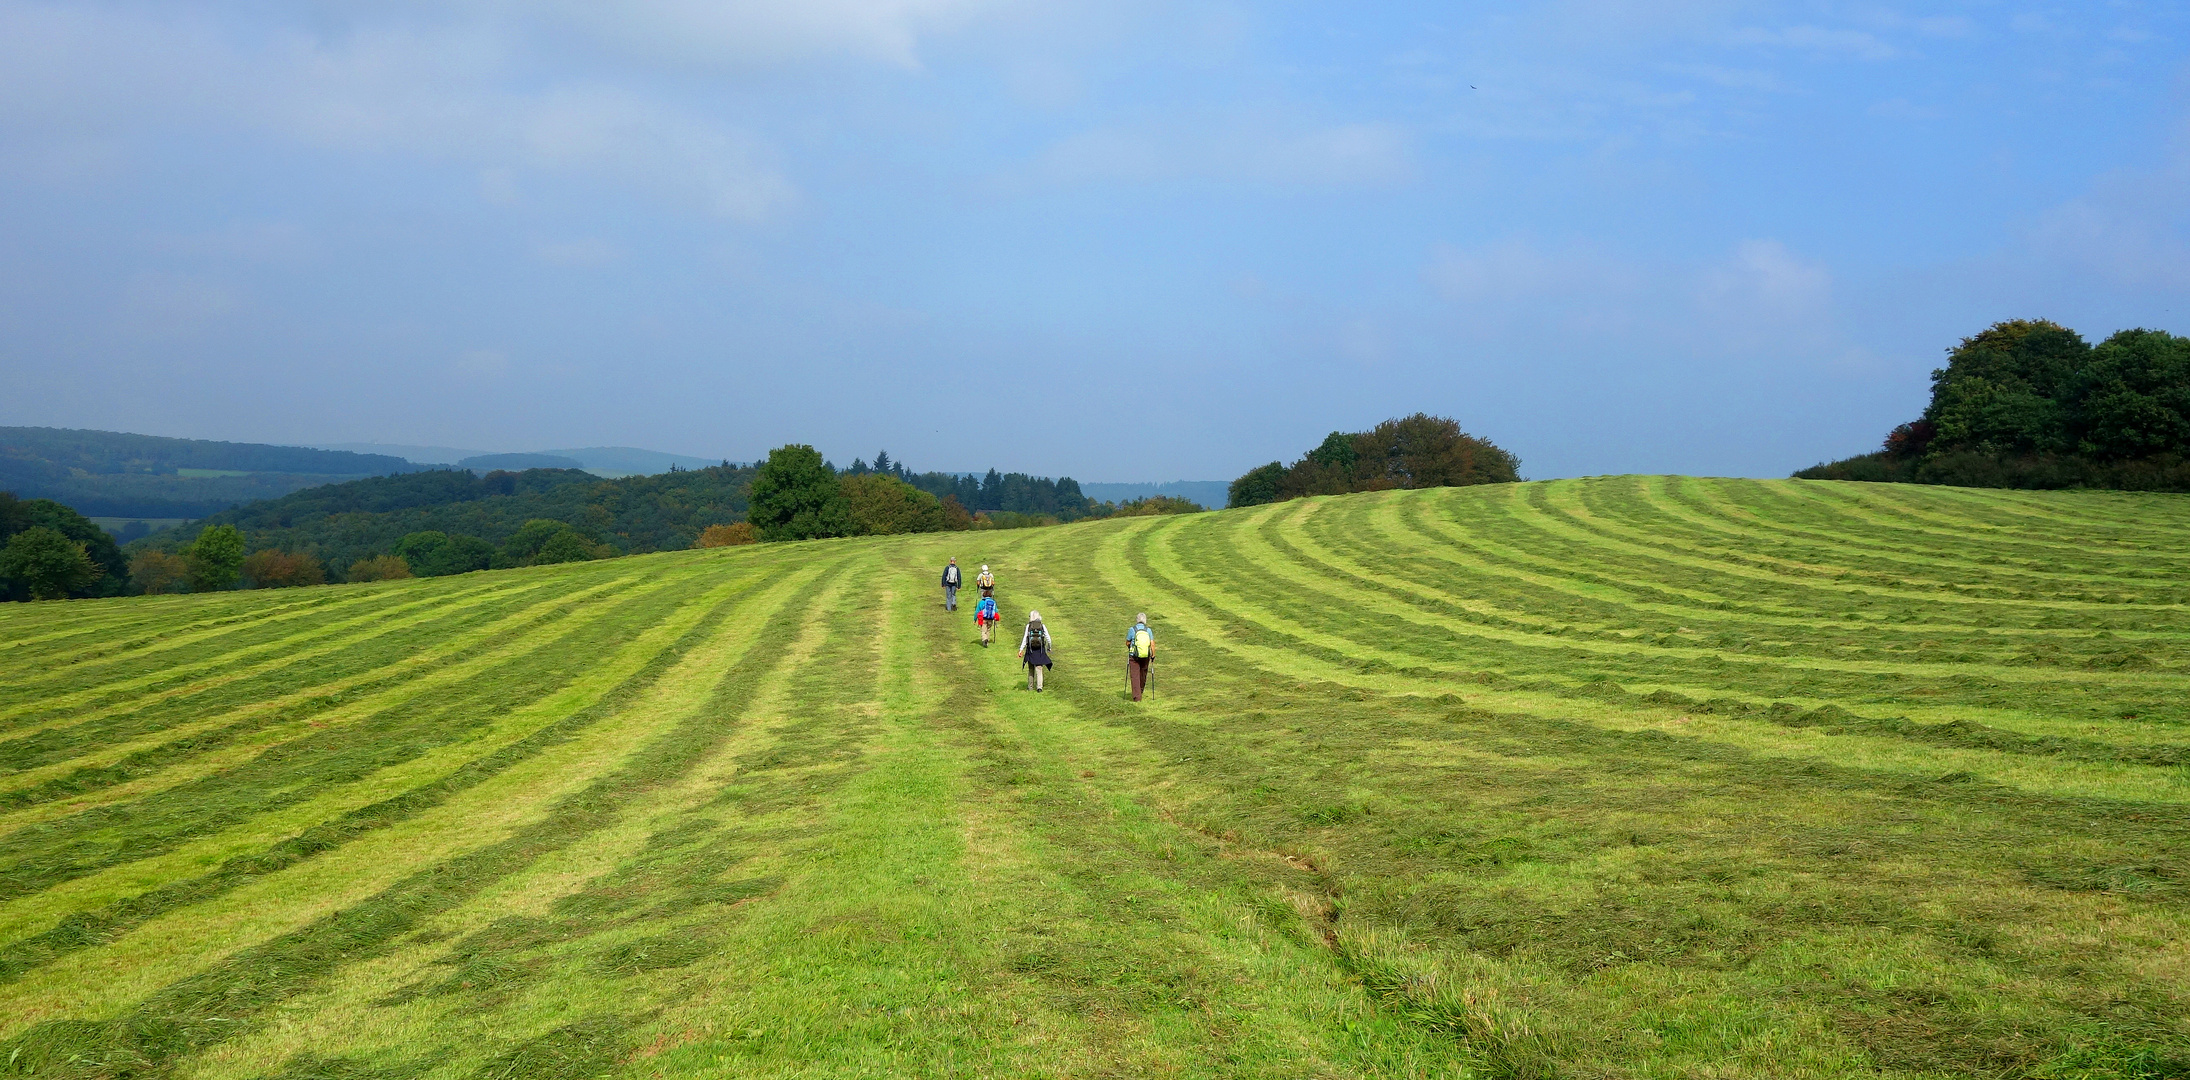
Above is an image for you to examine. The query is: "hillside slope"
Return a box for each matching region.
[1,427,424,519]
[135,463,757,573]
[3,477,2186,1077]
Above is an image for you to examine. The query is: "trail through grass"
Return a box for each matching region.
[2,478,2186,1078]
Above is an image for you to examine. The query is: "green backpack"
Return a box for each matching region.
[1131,626,1153,659]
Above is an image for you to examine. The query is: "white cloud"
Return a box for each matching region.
[1699,239,1832,322]
[0,3,797,219]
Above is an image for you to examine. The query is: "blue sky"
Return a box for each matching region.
[1,1,2184,482]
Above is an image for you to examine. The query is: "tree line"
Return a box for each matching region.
[2,444,1203,600]
[1226,413,1520,508]
[1797,320,2190,490]
[745,446,1197,541]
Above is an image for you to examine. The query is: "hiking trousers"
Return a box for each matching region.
[1126,656,1150,701]
[944,584,958,610]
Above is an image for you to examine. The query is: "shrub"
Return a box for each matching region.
[533,529,610,565]
[129,549,192,595]
[1112,495,1204,517]
[347,555,414,582]
[242,549,327,589]
[1228,462,1287,509]
[393,530,495,576]
[498,518,609,565]
[694,523,759,548]
[841,473,947,535]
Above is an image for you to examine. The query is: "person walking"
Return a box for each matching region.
[974,594,1000,646]
[975,564,995,597]
[940,557,962,611]
[1018,610,1055,692]
[1125,613,1155,701]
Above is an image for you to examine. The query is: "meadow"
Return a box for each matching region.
[1,476,2185,1079]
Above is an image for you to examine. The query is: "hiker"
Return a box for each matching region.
[975,594,1000,646]
[975,564,995,597]
[940,557,962,611]
[1125,612,1155,701]
[1018,610,1054,692]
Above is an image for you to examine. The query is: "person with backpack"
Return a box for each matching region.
[1125,613,1155,701]
[975,594,1000,646]
[940,558,962,611]
[1018,611,1054,692]
[975,564,995,597]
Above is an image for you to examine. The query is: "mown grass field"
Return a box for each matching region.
[2,477,2186,1079]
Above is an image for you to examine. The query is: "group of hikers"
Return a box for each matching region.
[941,557,1156,699]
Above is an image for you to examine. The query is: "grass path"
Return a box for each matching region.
[2,479,2186,1078]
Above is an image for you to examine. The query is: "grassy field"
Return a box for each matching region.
[2,476,2186,1079]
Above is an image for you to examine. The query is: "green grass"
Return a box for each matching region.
[2,477,2186,1079]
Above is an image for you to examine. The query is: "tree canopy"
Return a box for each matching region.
[0,492,129,601]
[1,526,100,600]
[1228,414,1520,508]
[748,445,853,541]
[1799,320,2190,490]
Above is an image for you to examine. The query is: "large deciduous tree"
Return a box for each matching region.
[1,526,100,600]
[0,492,130,599]
[1921,320,2092,455]
[2076,328,2190,460]
[186,524,246,592]
[748,445,852,541]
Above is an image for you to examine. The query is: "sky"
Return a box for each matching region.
[1,1,2185,482]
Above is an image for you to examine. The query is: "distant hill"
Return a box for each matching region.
[535,447,725,476]
[457,453,587,472]
[133,464,757,578]
[310,442,488,465]
[0,427,426,519]
[310,442,724,477]
[1078,481,1229,510]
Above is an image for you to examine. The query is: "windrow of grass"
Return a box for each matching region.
[1,478,2184,1078]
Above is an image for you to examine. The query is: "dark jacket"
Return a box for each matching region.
[942,564,961,587]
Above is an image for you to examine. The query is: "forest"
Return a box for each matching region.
[0,427,424,518]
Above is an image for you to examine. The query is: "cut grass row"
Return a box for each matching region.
[1,477,2184,1078]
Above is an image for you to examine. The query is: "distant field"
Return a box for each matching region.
[2,477,2185,1078]
[88,517,190,535]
